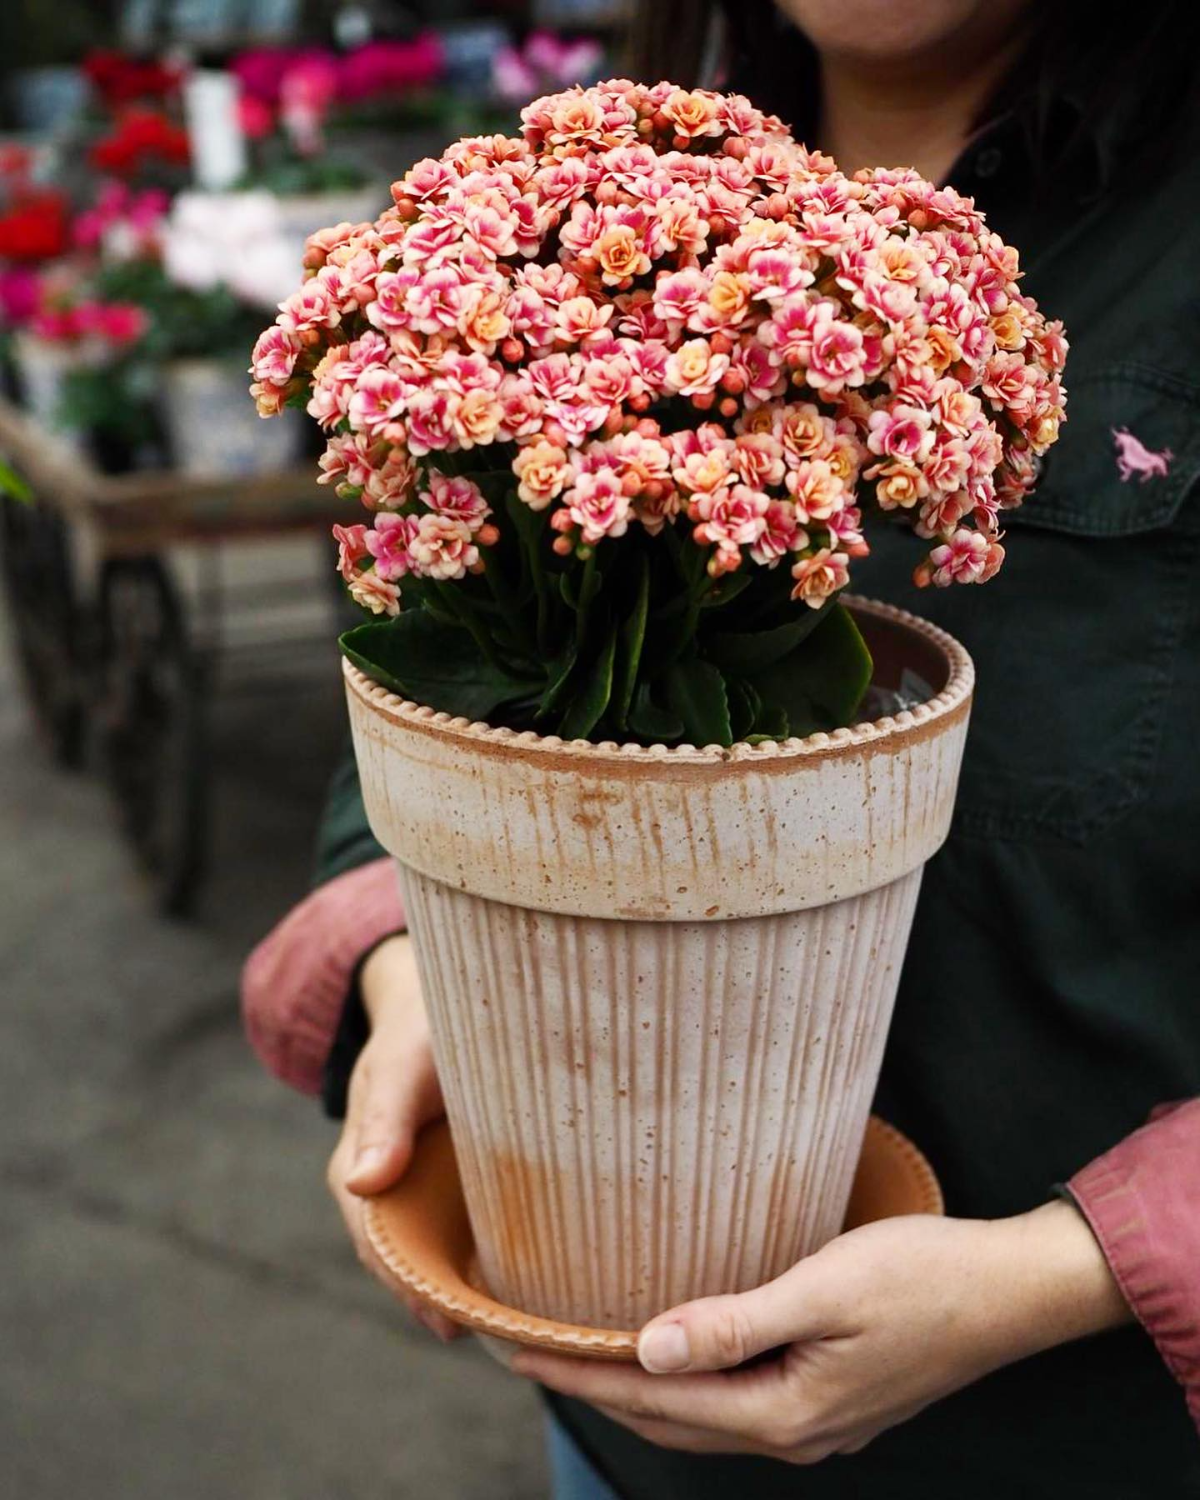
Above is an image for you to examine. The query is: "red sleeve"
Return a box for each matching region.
[240,857,405,1095]
[1068,1098,1200,1432]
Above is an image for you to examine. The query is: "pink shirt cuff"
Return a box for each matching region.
[241,857,404,1095]
[1068,1098,1200,1432]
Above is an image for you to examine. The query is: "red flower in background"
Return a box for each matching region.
[84,50,182,105]
[89,108,190,176]
[0,191,70,263]
[237,95,276,141]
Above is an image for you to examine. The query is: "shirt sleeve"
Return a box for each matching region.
[240,857,404,1097]
[1066,1098,1200,1433]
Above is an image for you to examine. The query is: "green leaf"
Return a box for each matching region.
[560,626,617,740]
[750,703,789,739]
[612,553,650,732]
[340,611,541,721]
[699,571,753,609]
[0,458,32,505]
[537,639,578,715]
[663,657,732,748]
[726,677,760,741]
[628,682,684,742]
[574,550,602,647]
[743,603,873,737]
[704,596,834,674]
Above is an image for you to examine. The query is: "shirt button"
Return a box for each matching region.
[973,146,1004,179]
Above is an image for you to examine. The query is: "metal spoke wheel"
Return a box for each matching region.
[98,556,207,915]
[0,494,85,767]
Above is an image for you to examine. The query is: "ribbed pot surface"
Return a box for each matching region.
[347,598,973,1327]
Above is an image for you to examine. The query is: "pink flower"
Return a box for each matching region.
[347,569,401,616]
[926,527,990,586]
[664,338,730,398]
[278,280,340,336]
[750,500,805,565]
[408,513,479,580]
[690,484,769,567]
[250,325,300,386]
[349,367,406,434]
[561,468,631,543]
[365,512,415,580]
[332,522,368,581]
[404,266,468,335]
[404,387,460,454]
[423,472,491,531]
[790,547,850,607]
[866,403,933,462]
[805,308,868,394]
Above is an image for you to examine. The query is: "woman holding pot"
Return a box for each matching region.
[244,0,1200,1494]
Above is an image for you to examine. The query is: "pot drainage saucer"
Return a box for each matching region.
[364,1116,942,1363]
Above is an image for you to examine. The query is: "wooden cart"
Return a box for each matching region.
[0,397,351,914]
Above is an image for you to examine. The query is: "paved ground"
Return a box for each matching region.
[0,538,547,1499]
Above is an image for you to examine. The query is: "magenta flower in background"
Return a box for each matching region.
[0,267,40,328]
[338,35,445,102]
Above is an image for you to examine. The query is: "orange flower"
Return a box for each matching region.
[662,89,721,141]
[595,225,650,285]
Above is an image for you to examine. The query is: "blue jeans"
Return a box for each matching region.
[546,1414,621,1500]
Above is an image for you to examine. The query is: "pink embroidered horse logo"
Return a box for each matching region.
[1112,427,1173,483]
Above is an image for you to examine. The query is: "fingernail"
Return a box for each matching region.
[639,1322,690,1373]
[353,1145,386,1179]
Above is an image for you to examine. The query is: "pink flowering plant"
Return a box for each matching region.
[251,80,1066,745]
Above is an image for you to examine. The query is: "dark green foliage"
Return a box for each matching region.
[338,464,874,746]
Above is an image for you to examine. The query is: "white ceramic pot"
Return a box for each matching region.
[13,334,85,453]
[272,187,384,244]
[346,598,973,1329]
[162,359,304,477]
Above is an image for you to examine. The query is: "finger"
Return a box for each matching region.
[593,1405,764,1456]
[343,1048,426,1194]
[638,1255,846,1374]
[511,1349,791,1442]
[409,1301,463,1343]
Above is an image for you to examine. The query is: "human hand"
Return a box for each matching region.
[326,932,459,1341]
[513,1200,1131,1461]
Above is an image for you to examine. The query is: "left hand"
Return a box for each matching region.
[512,1200,1131,1464]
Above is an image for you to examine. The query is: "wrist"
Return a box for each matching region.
[359,931,420,1031]
[987,1199,1133,1362]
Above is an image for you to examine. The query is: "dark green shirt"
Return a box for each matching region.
[316,104,1200,1497]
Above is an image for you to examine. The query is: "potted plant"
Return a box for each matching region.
[96,254,301,476]
[13,271,152,464]
[252,81,1066,1330]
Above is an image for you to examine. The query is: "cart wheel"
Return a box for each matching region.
[98,556,207,916]
[0,494,85,767]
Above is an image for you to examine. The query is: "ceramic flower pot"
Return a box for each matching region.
[13,334,85,453]
[346,597,973,1330]
[162,358,304,477]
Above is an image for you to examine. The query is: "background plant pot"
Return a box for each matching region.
[346,598,974,1330]
[161,358,303,477]
[12,333,85,455]
[271,187,385,247]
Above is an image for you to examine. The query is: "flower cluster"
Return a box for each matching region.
[253,79,1065,619]
[31,298,146,348]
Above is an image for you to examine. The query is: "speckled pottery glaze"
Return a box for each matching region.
[346,596,973,1330]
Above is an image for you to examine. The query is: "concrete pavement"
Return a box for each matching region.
[0,538,547,1499]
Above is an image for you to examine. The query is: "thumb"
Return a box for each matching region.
[343,1059,419,1196]
[638,1258,836,1374]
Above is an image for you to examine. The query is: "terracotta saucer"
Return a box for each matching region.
[364,1117,943,1363]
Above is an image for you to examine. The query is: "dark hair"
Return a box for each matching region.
[626,1,1200,195]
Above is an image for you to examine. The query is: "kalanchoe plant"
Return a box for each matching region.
[251,79,1066,747]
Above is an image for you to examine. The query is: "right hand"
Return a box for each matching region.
[325,932,459,1340]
